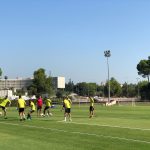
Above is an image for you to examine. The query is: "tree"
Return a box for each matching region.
[0,68,2,78]
[127,84,137,97]
[75,82,88,96]
[56,89,66,98]
[65,79,74,93]
[121,82,137,97]
[96,84,105,97]
[138,81,150,100]
[137,56,150,82]
[105,77,121,97]
[121,82,128,97]
[74,82,98,96]
[28,68,53,96]
[88,83,97,96]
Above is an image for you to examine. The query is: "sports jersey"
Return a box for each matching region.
[18,98,26,108]
[45,99,51,107]
[89,97,94,106]
[30,101,35,111]
[68,98,72,105]
[37,98,43,107]
[64,99,71,108]
[0,98,11,107]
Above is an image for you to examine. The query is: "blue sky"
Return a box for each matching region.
[0,0,150,84]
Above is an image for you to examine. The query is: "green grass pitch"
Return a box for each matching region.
[0,104,150,150]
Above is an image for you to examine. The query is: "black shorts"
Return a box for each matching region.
[0,106,5,110]
[65,108,71,113]
[44,106,50,111]
[89,106,94,111]
[19,108,24,113]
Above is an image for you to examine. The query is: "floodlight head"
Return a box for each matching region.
[104,50,111,57]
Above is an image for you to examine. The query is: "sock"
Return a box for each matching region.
[23,113,26,119]
[64,117,66,121]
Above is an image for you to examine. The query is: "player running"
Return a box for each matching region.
[43,97,53,117]
[37,95,43,117]
[0,95,11,119]
[27,99,35,120]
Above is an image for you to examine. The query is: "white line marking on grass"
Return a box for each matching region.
[57,121,150,131]
[0,121,150,144]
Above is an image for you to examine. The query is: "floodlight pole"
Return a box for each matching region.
[104,50,111,103]
[4,75,8,89]
[136,77,140,99]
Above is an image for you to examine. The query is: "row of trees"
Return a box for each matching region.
[65,78,148,99]
[0,56,150,100]
[64,56,150,100]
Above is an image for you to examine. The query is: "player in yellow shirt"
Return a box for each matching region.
[0,96,11,119]
[27,99,36,120]
[67,96,72,105]
[89,96,94,118]
[17,95,26,121]
[63,96,72,121]
[43,97,53,117]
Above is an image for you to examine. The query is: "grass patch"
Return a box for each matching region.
[0,104,150,150]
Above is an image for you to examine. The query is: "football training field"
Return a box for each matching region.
[0,104,150,150]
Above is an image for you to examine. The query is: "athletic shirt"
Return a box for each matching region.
[30,101,36,111]
[64,99,71,108]
[68,98,72,105]
[18,98,26,108]
[46,99,51,107]
[37,98,43,107]
[90,97,94,106]
[0,98,11,107]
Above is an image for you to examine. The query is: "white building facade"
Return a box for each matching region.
[52,76,65,89]
[0,77,65,90]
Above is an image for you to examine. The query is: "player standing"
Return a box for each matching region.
[17,95,26,121]
[63,96,72,121]
[89,96,94,118]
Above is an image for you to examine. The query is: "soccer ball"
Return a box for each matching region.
[40,113,45,117]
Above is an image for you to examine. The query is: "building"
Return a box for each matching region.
[0,78,33,90]
[0,90,13,97]
[0,76,65,90]
[52,76,65,89]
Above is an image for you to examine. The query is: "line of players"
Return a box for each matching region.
[0,95,95,121]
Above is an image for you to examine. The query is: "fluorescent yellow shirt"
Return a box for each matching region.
[89,97,94,106]
[30,101,35,111]
[18,98,26,108]
[68,98,72,105]
[64,99,71,108]
[46,99,51,107]
[0,99,11,107]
